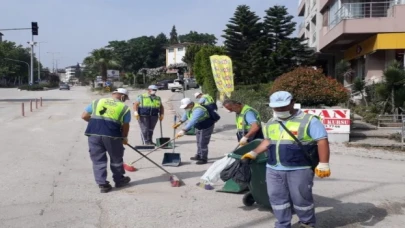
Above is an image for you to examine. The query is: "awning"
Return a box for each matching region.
[344,33,405,60]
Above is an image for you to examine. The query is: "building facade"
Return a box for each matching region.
[165,43,191,67]
[298,0,405,88]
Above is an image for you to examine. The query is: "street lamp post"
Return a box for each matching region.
[27,40,36,84]
[5,58,30,84]
[47,52,60,73]
[36,41,47,81]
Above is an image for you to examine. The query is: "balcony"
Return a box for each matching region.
[298,0,306,16]
[320,1,405,52]
[329,1,394,30]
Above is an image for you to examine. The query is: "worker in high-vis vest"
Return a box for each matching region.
[241,91,331,228]
[194,92,217,111]
[133,85,164,145]
[82,88,132,193]
[173,98,216,165]
[222,99,264,146]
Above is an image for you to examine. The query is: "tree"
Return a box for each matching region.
[83,48,119,81]
[222,5,264,84]
[352,77,368,106]
[75,63,83,83]
[169,25,179,44]
[379,61,405,114]
[270,67,349,106]
[193,46,226,99]
[263,5,315,80]
[179,31,217,45]
[182,44,203,75]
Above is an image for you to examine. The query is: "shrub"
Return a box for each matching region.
[231,83,273,122]
[270,67,349,106]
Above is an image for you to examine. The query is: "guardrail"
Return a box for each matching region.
[329,1,397,30]
[377,114,404,128]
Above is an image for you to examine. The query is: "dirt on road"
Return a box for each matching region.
[0,86,404,228]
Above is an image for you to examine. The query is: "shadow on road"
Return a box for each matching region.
[122,170,206,187]
[307,194,389,228]
[230,194,391,228]
[214,124,237,133]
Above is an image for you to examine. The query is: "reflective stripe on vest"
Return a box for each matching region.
[236,105,262,133]
[186,104,214,129]
[85,98,130,138]
[265,113,315,167]
[202,94,214,105]
[138,93,161,116]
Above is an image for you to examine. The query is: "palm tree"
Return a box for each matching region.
[83,48,119,82]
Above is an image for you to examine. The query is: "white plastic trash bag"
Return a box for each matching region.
[200,155,236,185]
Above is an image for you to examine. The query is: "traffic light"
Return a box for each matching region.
[31,22,38,36]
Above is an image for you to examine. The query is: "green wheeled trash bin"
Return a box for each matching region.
[227,139,271,208]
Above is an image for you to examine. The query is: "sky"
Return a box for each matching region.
[0,0,301,69]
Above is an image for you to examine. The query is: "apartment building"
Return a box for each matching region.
[165,43,193,67]
[298,0,405,86]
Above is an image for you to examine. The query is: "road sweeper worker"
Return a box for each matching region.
[222,99,264,146]
[81,88,132,193]
[241,91,331,228]
[194,92,218,111]
[133,85,164,145]
[173,97,215,165]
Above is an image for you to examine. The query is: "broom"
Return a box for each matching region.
[126,144,183,187]
[124,138,175,172]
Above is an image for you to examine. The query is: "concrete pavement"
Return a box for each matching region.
[0,86,404,227]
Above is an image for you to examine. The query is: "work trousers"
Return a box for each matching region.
[139,115,159,144]
[266,168,315,228]
[88,136,125,185]
[195,124,215,160]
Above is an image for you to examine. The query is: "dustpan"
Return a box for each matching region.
[162,115,181,166]
[156,117,173,149]
[134,132,155,150]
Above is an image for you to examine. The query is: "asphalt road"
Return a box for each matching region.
[0,86,404,228]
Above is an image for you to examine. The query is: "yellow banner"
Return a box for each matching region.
[209,55,234,98]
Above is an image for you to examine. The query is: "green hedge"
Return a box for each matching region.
[230,83,273,122]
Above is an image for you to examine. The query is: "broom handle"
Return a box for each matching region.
[173,115,176,153]
[128,138,175,165]
[127,144,172,175]
[160,118,163,138]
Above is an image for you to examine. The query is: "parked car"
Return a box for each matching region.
[168,78,199,92]
[59,83,70,90]
[155,79,174,90]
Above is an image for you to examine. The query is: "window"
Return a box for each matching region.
[168,48,174,53]
[178,47,184,51]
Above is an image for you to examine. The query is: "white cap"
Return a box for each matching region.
[148,85,158,90]
[194,92,202,98]
[113,88,129,99]
[180,98,192,109]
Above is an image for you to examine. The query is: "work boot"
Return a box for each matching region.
[196,159,207,165]
[99,181,112,193]
[190,155,201,161]
[115,176,131,188]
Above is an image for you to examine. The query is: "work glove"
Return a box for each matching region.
[241,151,258,160]
[122,137,128,145]
[175,130,185,139]
[134,111,139,120]
[315,163,331,178]
[239,136,249,146]
[159,114,164,121]
[172,122,182,129]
